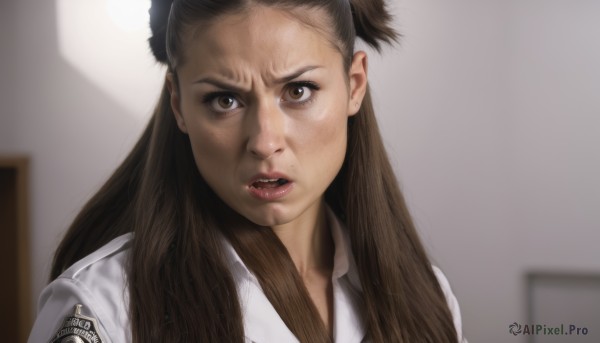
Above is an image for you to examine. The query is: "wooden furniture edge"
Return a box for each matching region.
[0,156,31,343]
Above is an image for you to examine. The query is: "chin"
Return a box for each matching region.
[240,204,294,227]
[245,214,291,228]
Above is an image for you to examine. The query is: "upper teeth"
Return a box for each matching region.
[257,178,279,182]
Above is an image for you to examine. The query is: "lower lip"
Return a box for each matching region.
[248,182,294,201]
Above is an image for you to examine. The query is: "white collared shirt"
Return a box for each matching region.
[29,211,467,343]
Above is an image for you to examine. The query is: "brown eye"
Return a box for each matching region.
[289,87,304,100]
[218,96,235,108]
[209,95,240,113]
[284,85,312,103]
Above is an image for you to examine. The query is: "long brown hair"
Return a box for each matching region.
[51,0,459,342]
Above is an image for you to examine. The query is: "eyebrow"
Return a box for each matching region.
[192,65,322,91]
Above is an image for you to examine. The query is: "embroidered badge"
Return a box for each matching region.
[49,304,105,343]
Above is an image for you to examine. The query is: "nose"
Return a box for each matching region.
[245,102,286,159]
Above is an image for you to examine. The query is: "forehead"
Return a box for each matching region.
[177,6,343,80]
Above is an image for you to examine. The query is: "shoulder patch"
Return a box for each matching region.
[49,304,105,343]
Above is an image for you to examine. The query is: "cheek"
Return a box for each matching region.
[295,104,348,166]
[319,117,346,152]
[187,124,239,178]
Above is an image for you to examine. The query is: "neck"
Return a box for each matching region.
[270,202,334,277]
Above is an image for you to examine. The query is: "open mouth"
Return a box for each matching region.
[247,175,294,201]
[250,178,289,189]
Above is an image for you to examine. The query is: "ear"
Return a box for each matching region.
[166,72,188,134]
[347,51,368,116]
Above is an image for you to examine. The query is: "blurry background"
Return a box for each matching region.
[0,0,598,342]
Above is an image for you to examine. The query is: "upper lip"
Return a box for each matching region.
[247,172,292,185]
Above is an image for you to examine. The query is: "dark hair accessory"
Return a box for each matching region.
[350,0,399,51]
[148,0,174,64]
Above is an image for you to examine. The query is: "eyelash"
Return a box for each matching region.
[201,81,320,112]
[283,81,320,106]
[201,91,234,105]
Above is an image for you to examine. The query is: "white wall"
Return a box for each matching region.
[1,0,598,342]
[506,0,600,271]
[0,0,17,149]
[1,0,162,323]
[369,0,600,342]
[369,1,519,341]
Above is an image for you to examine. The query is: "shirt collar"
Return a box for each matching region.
[218,206,366,342]
[327,206,363,291]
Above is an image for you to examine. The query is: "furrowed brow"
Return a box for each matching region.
[192,77,247,92]
[274,65,322,84]
[192,65,322,91]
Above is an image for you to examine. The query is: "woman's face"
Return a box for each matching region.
[169,6,367,227]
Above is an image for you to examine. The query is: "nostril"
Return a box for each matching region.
[247,141,284,159]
